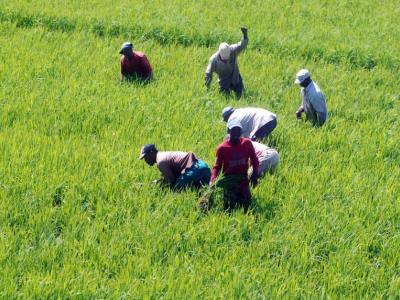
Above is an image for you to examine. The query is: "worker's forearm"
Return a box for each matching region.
[296,105,304,113]
[205,73,212,87]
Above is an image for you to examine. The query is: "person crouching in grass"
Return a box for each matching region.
[139,144,210,190]
[249,141,279,180]
[210,119,259,212]
[120,42,153,82]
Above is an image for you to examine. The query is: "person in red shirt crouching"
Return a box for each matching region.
[119,42,153,82]
[210,119,259,212]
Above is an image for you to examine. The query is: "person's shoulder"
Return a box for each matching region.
[209,52,218,62]
[120,55,126,63]
[134,51,146,58]
[217,140,229,150]
[242,138,253,146]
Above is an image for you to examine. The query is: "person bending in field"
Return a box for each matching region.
[294,69,327,126]
[139,144,210,190]
[205,27,248,98]
[249,141,279,179]
[210,119,259,212]
[120,42,153,82]
[222,106,277,141]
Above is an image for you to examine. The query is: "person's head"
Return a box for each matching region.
[227,119,242,144]
[294,69,312,87]
[138,144,158,166]
[120,42,134,59]
[218,42,231,60]
[222,106,235,122]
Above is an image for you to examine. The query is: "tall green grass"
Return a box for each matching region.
[0,1,399,298]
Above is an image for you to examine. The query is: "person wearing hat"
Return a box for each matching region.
[210,119,259,212]
[139,144,210,190]
[120,42,153,82]
[249,141,279,179]
[222,106,277,141]
[294,69,327,125]
[205,27,248,98]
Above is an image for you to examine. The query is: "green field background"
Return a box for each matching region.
[0,0,399,298]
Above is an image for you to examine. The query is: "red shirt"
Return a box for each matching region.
[120,51,152,78]
[210,138,259,184]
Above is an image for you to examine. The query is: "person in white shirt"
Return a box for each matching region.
[249,141,279,179]
[294,69,328,126]
[222,106,277,141]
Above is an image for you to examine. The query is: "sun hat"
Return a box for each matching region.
[294,69,311,84]
[138,144,156,160]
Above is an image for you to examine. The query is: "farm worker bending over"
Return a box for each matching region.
[294,69,327,126]
[139,144,210,190]
[205,27,248,98]
[249,141,279,179]
[210,119,259,212]
[222,106,277,141]
[120,42,153,82]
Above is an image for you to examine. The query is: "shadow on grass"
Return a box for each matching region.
[249,196,280,221]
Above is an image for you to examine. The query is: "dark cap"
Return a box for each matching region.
[138,144,157,160]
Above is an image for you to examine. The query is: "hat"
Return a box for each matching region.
[120,42,133,54]
[227,118,242,130]
[218,42,231,60]
[222,106,235,120]
[294,69,311,84]
[138,144,156,160]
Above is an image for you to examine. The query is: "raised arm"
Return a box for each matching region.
[230,27,249,55]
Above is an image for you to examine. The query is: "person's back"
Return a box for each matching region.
[301,81,327,123]
[229,108,276,138]
[211,137,255,178]
[121,51,152,79]
[251,141,279,175]
[156,151,197,182]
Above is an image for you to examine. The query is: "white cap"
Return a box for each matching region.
[295,69,311,84]
[218,42,231,60]
[227,118,242,130]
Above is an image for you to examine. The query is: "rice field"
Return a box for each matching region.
[0,1,399,298]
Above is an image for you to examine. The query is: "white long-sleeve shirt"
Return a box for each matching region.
[228,108,276,138]
[301,81,328,124]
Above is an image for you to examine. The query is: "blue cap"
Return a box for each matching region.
[139,144,156,159]
[222,106,235,120]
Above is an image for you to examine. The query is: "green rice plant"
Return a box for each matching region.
[0,0,399,298]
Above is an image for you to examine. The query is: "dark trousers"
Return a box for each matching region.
[220,75,244,99]
[251,118,277,141]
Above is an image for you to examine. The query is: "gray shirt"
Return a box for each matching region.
[301,81,328,124]
[205,37,248,89]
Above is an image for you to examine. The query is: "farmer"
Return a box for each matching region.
[249,141,279,178]
[205,27,248,98]
[210,119,259,212]
[294,69,327,125]
[222,106,277,141]
[120,42,153,82]
[139,144,210,190]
